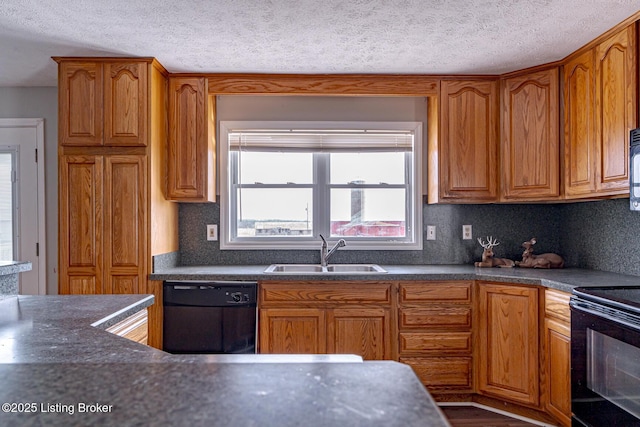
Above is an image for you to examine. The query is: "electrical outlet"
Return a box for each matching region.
[207,224,218,241]
[462,224,472,240]
[426,225,436,241]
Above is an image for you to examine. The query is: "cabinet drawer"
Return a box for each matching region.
[400,306,471,328]
[400,282,472,303]
[400,331,472,353]
[260,282,392,305]
[545,289,571,323]
[401,357,472,389]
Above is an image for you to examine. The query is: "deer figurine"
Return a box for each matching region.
[475,236,515,268]
[516,237,564,269]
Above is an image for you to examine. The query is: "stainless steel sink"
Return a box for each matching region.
[264,264,325,273]
[325,264,387,273]
[264,264,387,274]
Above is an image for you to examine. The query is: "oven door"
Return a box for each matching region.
[571,301,640,427]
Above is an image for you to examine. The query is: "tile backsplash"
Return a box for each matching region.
[559,198,640,276]
[178,202,563,268]
[175,198,640,277]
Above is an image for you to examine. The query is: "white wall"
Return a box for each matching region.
[0,87,58,294]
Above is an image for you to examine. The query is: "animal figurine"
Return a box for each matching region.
[475,236,515,268]
[516,237,564,269]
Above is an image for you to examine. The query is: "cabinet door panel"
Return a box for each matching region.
[59,62,103,146]
[328,308,391,360]
[595,25,636,192]
[502,68,560,200]
[440,80,499,201]
[68,276,98,295]
[544,318,571,426]
[104,156,147,294]
[564,50,596,197]
[104,62,148,146]
[59,155,103,294]
[259,309,326,354]
[168,77,212,200]
[478,283,539,406]
[107,275,140,295]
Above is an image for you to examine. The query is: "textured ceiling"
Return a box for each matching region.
[0,0,639,87]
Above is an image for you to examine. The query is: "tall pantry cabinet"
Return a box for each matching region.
[56,58,178,296]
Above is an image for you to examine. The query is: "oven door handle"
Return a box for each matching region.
[572,299,640,332]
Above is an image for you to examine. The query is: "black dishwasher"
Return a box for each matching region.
[163,281,258,354]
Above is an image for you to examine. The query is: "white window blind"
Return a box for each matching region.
[228,130,413,152]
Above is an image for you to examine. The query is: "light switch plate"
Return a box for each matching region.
[207,224,218,241]
[426,225,436,240]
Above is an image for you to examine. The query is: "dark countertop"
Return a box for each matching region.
[0,294,450,427]
[150,264,640,293]
[0,361,445,427]
[0,294,166,363]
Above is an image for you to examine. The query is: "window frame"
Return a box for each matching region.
[219,121,423,250]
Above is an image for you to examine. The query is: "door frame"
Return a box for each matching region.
[0,118,46,295]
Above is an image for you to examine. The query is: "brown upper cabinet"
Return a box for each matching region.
[501,68,561,201]
[58,60,148,147]
[433,80,500,203]
[563,24,637,199]
[167,77,216,202]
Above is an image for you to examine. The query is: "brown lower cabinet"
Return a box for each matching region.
[259,308,327,354]
[397,281,474,394]
[543,289,572,427]
[476,281,540,406]
[258,280,571,426]
[258,282,394,360]
[105,308,149,345]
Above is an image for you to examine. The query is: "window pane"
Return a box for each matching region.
[0,153,13,259]
[330,188,406,237]
[330,152,406,184]
[236,188,312,237]
[238,152,312,184]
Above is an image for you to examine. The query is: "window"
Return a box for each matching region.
[220,121,422,250]
[0,151,15,260]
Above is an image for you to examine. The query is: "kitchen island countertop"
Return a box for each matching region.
[0,294,449,427]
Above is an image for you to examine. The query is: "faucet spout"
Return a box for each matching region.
[320,234,346,266]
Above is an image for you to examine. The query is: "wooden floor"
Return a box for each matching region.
[441,406,541,427]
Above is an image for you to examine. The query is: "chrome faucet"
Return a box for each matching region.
[319,234,346,267]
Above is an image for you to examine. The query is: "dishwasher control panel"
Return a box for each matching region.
[163,281,258,307]
[228,291,252,304]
